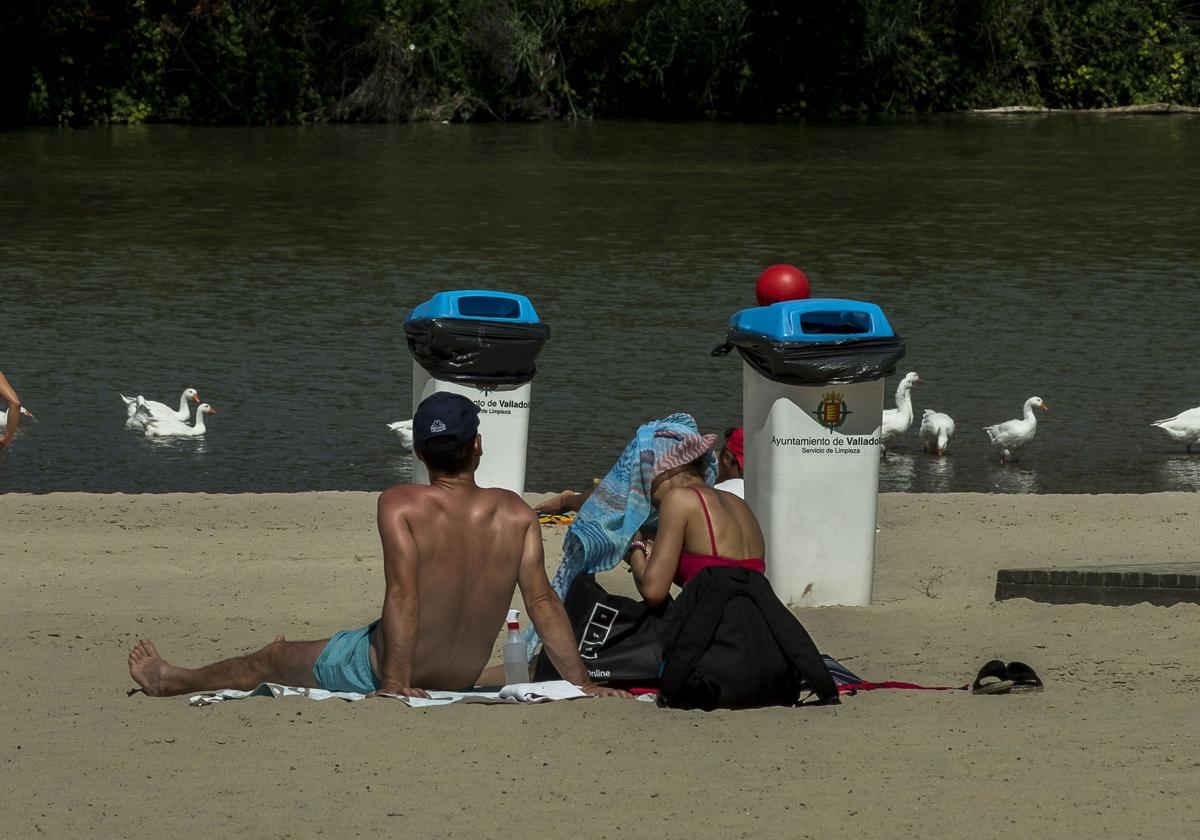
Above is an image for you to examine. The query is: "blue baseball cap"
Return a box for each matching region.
[413,392,481,453]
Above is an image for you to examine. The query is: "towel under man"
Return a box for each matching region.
[127,392,629,699]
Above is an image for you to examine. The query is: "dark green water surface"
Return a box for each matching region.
[2,118,1198,493]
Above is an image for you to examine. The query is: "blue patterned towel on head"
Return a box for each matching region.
[524,412,717,658]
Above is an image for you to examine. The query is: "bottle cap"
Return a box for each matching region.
[506,608,520,629]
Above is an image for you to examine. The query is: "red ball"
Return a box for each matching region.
[755,264,811,306]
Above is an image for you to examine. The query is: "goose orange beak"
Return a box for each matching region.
[1040,402,1049,410]
[208,407,218,414]
[192,393,201,403]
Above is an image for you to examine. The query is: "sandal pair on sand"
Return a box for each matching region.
[970,660,1044,695]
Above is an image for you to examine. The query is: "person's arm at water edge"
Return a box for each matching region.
[370,489,431,698]
[517,515,632,699]
[0,371,21,447]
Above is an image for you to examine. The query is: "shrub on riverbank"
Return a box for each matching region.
[2,0,1197,125]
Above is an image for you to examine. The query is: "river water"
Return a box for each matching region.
[1,118,1198,494]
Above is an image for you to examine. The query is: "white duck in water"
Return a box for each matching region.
[122,388,200,429]
[984,396,1048,464]
[142,402,218,437]
[0,405,35,429]
[386,419,414,451]
[919,409,956,456]
[1151,406,1200,452]
[879,371,921,450]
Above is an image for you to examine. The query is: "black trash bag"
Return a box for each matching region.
[405,317,551,385]
[712,329,906,386]
[532,573,669,685]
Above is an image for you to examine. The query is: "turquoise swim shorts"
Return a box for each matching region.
[312,620,381,694]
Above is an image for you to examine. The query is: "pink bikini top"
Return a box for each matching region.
[674,487,765,587]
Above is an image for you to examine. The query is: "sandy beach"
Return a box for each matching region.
[2,490,1198,838]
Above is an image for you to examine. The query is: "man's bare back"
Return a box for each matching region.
[369,480,538,691]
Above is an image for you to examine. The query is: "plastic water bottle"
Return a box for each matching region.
[503,609,527,686]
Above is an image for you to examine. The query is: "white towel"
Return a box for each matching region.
[188,680,590,707]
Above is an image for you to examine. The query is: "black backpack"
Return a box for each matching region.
[657,567,840,710]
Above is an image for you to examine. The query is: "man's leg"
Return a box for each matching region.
[128,636,328,697]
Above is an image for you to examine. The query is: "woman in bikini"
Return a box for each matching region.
[626,432,765,606]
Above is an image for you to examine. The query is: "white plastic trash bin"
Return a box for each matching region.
[717,299,906,607]
[403,290,550,495]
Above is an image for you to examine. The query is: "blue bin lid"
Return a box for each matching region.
[728,298,894,343]
[406,290,541,324]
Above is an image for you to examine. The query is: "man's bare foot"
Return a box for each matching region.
[128,639,174,697]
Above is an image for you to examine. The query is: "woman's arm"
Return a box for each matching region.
[630,490,691,605]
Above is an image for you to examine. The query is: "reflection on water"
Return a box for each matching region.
[878,451,917,492]
[921,455,956,492]
[142,436,210,455]
[1156,456,1200,491]
[387,452,416,484]
[988,464,1039,494]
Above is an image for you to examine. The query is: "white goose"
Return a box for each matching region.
[1151,406,1200,452]
[984,397,1048,464]
[143,402,218,438]
[122,388,200,430]
[879,371,921,450]
[386,419,414,451]
[919,409,956,456]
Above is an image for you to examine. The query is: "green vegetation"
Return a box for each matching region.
[2,0,1198,126]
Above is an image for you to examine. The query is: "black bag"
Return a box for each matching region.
[404,317,551,385]
[712,329,906,386]
[657,567,839,710]
[532,573,668,685]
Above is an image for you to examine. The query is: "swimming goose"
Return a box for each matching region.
[143,403,218,438]
[1151,406,1200,452]
[984,397,1047,464]
[919,409,956,456]
[880,372,921,449]
[0,405,35,429]
[122,388,200,429]
[387,419,414,451]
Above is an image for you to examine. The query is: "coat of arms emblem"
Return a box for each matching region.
[812,391,851,431]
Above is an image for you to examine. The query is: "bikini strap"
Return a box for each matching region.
[690,487,718,556]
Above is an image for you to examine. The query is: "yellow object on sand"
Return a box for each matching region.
[537,512,577,526]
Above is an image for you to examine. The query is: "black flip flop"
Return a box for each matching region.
[970,659,1014,695]
[1005,661,1044,693]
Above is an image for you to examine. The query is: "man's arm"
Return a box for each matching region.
[372,490,430,699]
[0,372,20,447]
[516,514,631,699]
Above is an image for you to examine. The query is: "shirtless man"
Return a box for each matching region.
[127,392,629,699]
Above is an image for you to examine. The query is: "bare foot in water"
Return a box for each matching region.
[128,639,174,697]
